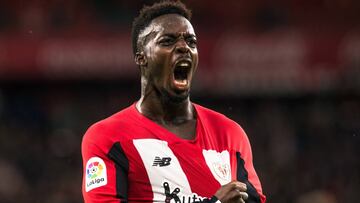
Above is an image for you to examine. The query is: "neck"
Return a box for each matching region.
[136,78,195,124]
[137,95,194,124]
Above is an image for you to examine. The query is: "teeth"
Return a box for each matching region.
[178,62,190,67]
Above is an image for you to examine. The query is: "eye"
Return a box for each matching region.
[186,38,197,48]
[159,37,175,46]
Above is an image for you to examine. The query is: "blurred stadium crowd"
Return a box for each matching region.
[0,0,359,203]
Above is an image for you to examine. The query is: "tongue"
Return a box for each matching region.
[174,79,188,88]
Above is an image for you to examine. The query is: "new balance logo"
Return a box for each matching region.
[153,156,172,167]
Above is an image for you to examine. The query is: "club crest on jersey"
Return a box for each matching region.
[212,162,230,181]
[85,157,107,192]
[202,149,231,185]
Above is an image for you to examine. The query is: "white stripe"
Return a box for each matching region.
[133,139,192,202]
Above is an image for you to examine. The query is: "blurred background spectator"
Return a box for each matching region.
[0,0,359,202]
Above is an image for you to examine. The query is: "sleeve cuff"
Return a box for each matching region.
[210,196,221,203]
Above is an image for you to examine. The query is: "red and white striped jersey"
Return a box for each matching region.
[82,103,266,203]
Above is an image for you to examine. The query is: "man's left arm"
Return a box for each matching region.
[233,126,266,203]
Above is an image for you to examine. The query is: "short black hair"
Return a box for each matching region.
[131,0,192,55]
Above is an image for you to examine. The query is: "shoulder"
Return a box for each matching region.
[195,103,242,131]
[195,104,249,148]
[82,105,135,148]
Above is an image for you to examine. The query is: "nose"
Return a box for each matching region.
[175,39,190,54]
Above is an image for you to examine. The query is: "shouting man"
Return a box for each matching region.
[82,1,266,203]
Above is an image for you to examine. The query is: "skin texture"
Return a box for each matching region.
[135,14,198,140]
[214,181,249,203]
[134,13,248,203]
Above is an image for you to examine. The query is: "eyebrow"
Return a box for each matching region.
[159,33,196,38]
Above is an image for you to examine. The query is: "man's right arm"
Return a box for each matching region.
[81,126,128,203]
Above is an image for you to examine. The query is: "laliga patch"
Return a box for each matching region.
[85,157,107,192]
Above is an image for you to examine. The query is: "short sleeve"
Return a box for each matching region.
[81,125,128,203]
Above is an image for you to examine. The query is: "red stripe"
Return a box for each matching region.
[122,140,154,202]
[172,142,221,198]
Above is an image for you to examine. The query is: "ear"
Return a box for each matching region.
[135,51,147,66]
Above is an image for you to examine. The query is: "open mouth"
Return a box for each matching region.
[173,61,191,89]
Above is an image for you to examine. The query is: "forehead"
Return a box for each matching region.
[144,14,195,37]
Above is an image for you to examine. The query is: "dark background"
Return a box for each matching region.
[0,0,359,202]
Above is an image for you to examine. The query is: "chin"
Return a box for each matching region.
[161,89,189,104]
